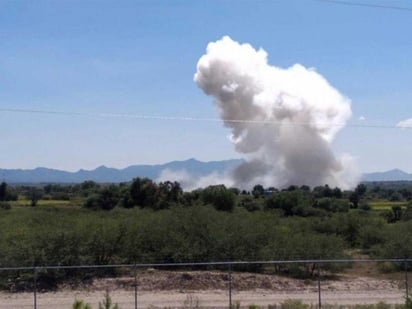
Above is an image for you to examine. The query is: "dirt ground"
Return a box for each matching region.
[0,269,408,308]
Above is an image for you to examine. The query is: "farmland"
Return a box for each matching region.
[1,179,412,293]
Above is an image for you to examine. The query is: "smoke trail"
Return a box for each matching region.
[194,36,359,189]
[157,169,234,192]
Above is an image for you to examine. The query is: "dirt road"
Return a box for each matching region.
[0,270,407,308]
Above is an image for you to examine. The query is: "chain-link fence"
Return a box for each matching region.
[0,259,411,308]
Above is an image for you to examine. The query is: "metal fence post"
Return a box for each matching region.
[317,263,321,309]
[33,267,37,309]
[405,259,409,301]
[228,263,232,309]
[134,263,138,309]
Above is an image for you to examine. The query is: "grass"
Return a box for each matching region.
[240,301,409,309]
[145,299,412,309]
[369,200,408,211]
[9,199,75,207]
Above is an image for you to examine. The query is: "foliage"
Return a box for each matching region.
[121,178,182,210]
[240,196,261,212]
[371,221,412,261]
[264,190,305,216]
[2,180,412,289]
[252,184,265,198]
[201,184,235,211]
[84,185,120,210]
[26,187,43,207]
[314,197,349,213]
[405,297,412,309]
[0,201,11,210]
[0,182,17,201]
[72,299,92,309]
[280,299,309,309]
[0,182,7,201]
[98,291,121,309]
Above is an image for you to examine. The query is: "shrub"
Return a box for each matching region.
[201,185,235,211]
[315,198,349,213]
[265,191,299,215]
[0,202,11,210]
[241,196,260,212]
[280,299,308,309]
[359,201,371,211]
[72,299,92,309]
[98,291,121,309]
[84,186,120,210]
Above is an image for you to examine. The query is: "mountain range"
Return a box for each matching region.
[0,158,243,183]
[362,169,412,182]
[1,159,412,183]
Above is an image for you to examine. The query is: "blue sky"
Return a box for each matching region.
[1,0,412,173]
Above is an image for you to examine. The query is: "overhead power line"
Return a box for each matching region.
[316,0,412,12]
[0,107,410,129]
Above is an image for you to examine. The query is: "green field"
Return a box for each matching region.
[369,200,408,211]
[9,198,75,207]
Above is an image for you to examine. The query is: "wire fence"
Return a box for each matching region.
[0,259,411,309]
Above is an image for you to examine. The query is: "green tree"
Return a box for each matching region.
[403,203,412,221]
[154,181,183,209]
[240,196,260,212]
[314,198,349,213]
[252,184,264,198]
[27,187,43,207]
[201,185,236,211]
[84,185,120,210]
[129,177,158,208]
[332,187,343,198]
[374,221,412,261]
[355,183,367,196]
[264,191,308,216]
[349,192,360,208]
[341,212,362,247]
[0,182,7,201]
[78,180,100,197]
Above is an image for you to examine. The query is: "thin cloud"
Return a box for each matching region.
[397,118,412,128]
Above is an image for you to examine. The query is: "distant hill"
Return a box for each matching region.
[0,158,243,183]
[2,160,412,184]
[362,169,412,182]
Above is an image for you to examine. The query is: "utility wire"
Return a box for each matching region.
[315,0,412,12]
[0,107,410,129]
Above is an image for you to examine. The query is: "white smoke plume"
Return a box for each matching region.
[157,169,234,191]
[194,36,359,189]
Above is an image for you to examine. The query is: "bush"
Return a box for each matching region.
[72,299,92,309]
[373,221,412,261]
[98,291,121,309]
[84,186,120,210]
[280,299,308,309]
[240,196,260,212]
[0,202,11,210]
[314,198,349,213]
[201,185,235,211]
[358,218,386,250]
[51,192,71,200]
[359,201,371,211]
[265,191,299,215]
